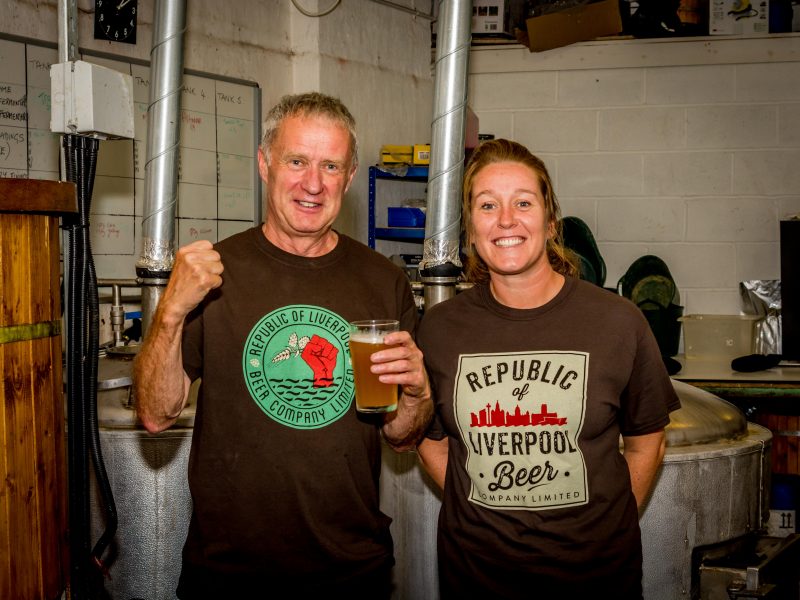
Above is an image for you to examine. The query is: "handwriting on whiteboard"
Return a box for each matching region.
[189,226,213,239]
[0,128,26,166]
[217,92,242,105]
[27,58,51,72]
[181,111,204,130]
[1,37,257,279]
[96,222,122,239]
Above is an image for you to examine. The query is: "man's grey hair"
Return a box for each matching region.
[260,92,359,171]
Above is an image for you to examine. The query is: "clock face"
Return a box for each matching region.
[94,0,138,44]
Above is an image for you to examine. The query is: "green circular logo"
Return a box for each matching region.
[242,305,353,429]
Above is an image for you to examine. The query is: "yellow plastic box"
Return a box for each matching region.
[412,144,430,165]
[380,145,413,164]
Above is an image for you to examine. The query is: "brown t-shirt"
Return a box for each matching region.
[418,277,680,598]
[178,227,418,593]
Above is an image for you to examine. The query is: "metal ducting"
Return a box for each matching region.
[419,0,471,309]
[136,0,187,335]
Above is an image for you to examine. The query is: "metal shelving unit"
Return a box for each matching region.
[367,165,428,249]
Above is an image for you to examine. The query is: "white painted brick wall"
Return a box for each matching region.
[645,65,736,104]
[470,36,800,319]
[600,107,686,150]
[514,109,597,151]
[559,68,644,106]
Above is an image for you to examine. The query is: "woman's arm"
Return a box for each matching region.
[622,429,666,511]
[416,437,449,490]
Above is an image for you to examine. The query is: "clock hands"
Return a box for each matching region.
[95,0,136,42]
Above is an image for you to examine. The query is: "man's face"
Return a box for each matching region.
[259,114,356,244]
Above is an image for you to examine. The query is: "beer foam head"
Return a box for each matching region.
[348,320,398,344]
[349,331,386,344]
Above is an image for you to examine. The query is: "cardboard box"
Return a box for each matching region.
[710,0,769,35]
[380,145,412,164]
[472,0,512,36]
[523,0,622,53]
[412,144,430,165]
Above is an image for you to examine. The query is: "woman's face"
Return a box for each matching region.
[469,161,554,280]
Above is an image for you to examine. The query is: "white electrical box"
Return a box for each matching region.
[50,60,135,139]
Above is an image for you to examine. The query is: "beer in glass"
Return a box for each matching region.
[348,319,399,413]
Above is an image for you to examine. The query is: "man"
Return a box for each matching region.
[134,92,432,598]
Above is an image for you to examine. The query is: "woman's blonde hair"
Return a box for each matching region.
[461,139,578,284]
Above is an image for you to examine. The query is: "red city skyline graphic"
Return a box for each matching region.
[471,401,567,428]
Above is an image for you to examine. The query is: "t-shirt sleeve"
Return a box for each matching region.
[181,304,204,382]
[620,312,681,436]
[423,412,447,441]
[416,309,447,441]
[397,272,419,335]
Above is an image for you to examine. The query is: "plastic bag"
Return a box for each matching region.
[739,279,781,355]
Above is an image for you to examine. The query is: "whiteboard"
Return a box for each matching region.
[0,36,261,280]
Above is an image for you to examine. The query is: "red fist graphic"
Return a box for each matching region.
[301,334,339,388]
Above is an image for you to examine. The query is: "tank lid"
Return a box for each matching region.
[665,379,748,447]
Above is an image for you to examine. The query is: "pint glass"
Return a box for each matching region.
[348,319,399,413]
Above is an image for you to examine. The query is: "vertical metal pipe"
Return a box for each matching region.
[110,284,124,347]
[57,0,78,358]
[421,0,471,272]
[136,0,188,334]
[57,0,78,63]
[420,0,472,308]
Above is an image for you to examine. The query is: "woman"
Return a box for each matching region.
[416,139,680,599]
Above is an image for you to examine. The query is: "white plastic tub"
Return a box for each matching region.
[679,314,760,360]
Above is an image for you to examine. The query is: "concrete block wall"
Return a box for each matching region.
[469,35,800,317]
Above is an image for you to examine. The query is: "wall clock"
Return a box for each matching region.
[94,0,138,44]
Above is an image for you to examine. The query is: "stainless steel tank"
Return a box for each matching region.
[381,379,773,600]
[91,351,195,600]
[94,354,771,600]
[641,380,772,599]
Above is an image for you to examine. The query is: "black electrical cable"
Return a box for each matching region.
[86,193,118,578]
[62,134,118,598]
[63,133,91,600]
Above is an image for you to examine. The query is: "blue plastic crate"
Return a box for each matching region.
[388,207,426,227]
